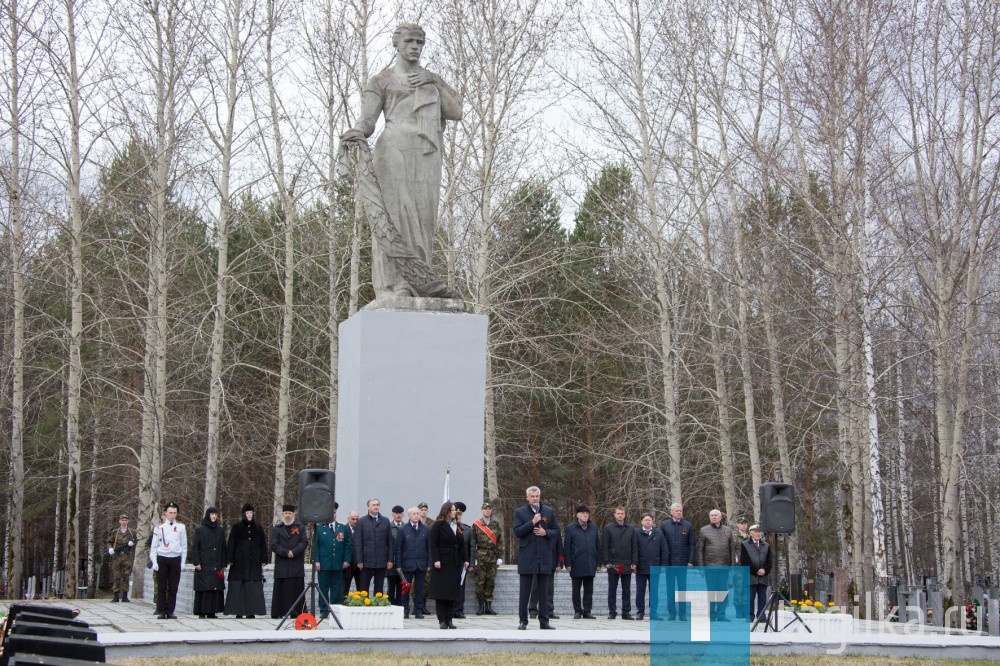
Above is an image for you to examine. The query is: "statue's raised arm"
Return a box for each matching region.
[340,23,462,302]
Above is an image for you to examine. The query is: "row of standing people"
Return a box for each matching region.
[513,488,774,629]
[145,501,310,620]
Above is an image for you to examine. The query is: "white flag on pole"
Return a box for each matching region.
[443,464,451,504]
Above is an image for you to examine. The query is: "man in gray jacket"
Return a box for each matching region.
[697,509,734,621]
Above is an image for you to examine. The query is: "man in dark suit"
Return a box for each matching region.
[603,506,638,619]
[352,498,393,597]
[513,485,559,630]
[635,513,669,620]
[396,506,432,619]
[660,502,695,621]
[342,511,362,594]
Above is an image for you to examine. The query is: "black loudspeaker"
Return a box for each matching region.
[759,482,796,534]
[1,636,105,666]
[298,469,336,523]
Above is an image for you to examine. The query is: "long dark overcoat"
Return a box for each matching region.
[428,521,465,601]
[271,522,307,578]
[227,517,268,581]
[191,519,227,592]
[513,503,560,574]
[563,520,600,578]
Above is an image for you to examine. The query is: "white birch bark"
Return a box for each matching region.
[263,0,297,518]
[3,0,27,599]
[202,0,252,507]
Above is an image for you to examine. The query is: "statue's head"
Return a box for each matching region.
[392,22,426,50]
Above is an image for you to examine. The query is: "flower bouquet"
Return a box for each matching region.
[344,591,391,607]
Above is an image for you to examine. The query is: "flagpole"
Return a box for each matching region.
[443,464,451,504]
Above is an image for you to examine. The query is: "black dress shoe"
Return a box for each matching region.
[573,612,583,619]
[608,612,617,619]
[235,615,243,619]
[635,613,644,620]
[583,613,596,619]
[415,614,425,619]
[549,613,560,619]
[246,615,255,619]
[539,622,555,630]
[156,614,167,620]
[622,612,633,620]
[166,614,178,619]
[518,621,528,630]
[198,615,206,619]
[447,622,457,629]
[453,613,466,619]
[440,621,449,629]
[529,612,537,619]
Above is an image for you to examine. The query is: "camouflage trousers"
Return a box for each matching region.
[475,562,497,602]
[731,568,749,617]
[112,555,133,595]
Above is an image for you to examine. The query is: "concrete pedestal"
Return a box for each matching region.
[335,308,488,517]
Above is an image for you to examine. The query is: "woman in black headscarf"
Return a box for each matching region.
[191,507,226,618]
[225,503,269,618]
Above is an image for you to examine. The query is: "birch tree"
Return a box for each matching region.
[199,0,261,507]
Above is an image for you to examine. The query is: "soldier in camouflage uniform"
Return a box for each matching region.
[470,501,502,615]
[731,516,750,619]
[106,514,137,602]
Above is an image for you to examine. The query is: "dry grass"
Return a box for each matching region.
[115,653,996,666]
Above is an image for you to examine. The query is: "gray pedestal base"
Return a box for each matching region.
[335,308,487,517]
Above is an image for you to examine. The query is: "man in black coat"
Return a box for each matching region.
[387,505,405,607]
[660,502,695,621]
[270,504,307,619]
[635,513,669,620]
[603,506,638,619]
[352,498,394,596]
[563,504,600,619]
[737,524,772,621]
[396,506,432,619]
[528,507,562,620]
[513,485,559,630]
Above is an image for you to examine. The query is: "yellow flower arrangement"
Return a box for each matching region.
[343,590,391,607]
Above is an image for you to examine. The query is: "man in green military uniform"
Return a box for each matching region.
[470,501,502,615]
[107,514,136,602]
[312,502,352,619]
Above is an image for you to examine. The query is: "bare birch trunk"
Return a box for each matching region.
[62,0,85,598]
[265,0,295,518]
[761,241,799,576]
[204,0,245,507]
[5,0,25,598]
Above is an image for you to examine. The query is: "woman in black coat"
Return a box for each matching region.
[224,503,269,618]
[192,507,227,618]
[428,502,467,629]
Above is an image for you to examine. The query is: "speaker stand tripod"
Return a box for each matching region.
[752,587,811,632]
[751,534,810,633]
[276,524,343,631]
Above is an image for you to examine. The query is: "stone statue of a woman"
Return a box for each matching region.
[341,23,462,301]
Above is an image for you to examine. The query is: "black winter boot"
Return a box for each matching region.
[486,601,498,615]
[112,593,120,602]
[477,602,485,615]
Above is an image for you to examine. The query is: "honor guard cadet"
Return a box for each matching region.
[107,514,136,602]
